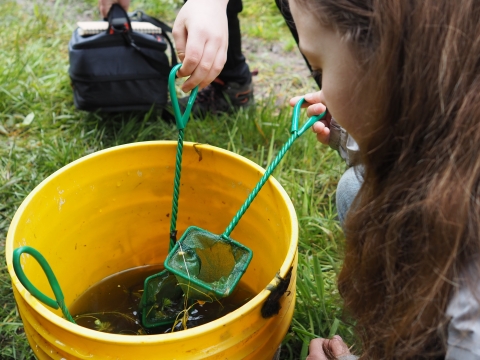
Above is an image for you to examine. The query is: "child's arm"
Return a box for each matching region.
[172,0,229,92]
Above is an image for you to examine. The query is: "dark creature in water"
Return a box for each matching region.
[261,266,293,318]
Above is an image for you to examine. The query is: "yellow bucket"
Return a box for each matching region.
[6,141,298,360]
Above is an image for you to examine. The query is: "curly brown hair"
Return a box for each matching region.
[292,0,480,358]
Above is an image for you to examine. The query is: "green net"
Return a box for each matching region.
[140,270,185,328]
[164,226,253,302]
[139,66,325,329]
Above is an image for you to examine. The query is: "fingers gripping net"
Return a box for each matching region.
[164,227,253,302]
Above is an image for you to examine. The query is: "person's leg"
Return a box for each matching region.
[274,0,322,88]
[219,0,251,85]
[336,166,364,226]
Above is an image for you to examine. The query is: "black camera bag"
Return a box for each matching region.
[68,4,177,112]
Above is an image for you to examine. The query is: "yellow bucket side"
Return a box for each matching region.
[7,141,298,359]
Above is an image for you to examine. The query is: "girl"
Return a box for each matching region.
[288,0,480,359]
[144,0,480,357]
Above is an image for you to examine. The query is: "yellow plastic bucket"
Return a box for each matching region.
[6,141,298,360]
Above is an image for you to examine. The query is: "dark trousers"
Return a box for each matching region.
[221,0,251,84]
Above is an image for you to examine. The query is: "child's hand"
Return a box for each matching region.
[172,0,229,92]
[290,91,331,145]
[306,335,352,360]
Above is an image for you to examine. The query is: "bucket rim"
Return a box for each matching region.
[6,140,299,343]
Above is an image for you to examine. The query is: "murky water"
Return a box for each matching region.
[69,264,255,335]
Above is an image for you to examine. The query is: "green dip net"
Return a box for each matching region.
[140,65,325,329]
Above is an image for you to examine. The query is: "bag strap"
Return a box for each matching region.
[106,4,178,67]
[128,9,178,67]
[129,10,172,33]
[107,3,133,35]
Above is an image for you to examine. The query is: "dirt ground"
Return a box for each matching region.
[243,36,317,105]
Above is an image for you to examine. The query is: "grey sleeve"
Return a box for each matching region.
[328,118,360,167]
[445,281,480,359]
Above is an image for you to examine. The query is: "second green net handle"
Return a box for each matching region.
[222,98,327,239]
[12,246,76,323]
[168,64,199,250]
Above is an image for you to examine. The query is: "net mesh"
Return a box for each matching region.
[164,226,253,302]
[140,270,185,328]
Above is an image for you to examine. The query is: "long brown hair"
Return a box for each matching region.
[295,0,480,358]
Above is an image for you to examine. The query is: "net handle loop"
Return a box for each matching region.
[12,246,76,323]
[222,98,327,239]
[168,64,199,250]
[168,63,199,130]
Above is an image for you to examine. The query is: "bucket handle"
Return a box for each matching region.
[12,246,76,323]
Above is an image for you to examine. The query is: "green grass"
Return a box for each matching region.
[0,1,355,359]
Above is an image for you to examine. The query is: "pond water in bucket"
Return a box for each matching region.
[69,264,255,335]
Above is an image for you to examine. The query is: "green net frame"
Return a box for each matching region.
[164,226,253,302]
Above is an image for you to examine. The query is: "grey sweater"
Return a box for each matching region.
[445,280,480,359]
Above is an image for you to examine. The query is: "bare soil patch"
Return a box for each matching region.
[243,37,318,105]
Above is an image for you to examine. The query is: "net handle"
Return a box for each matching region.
[168,64,199,130]
[168,64,199,250]
[12,246,76,323]
[222,98,327,239]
